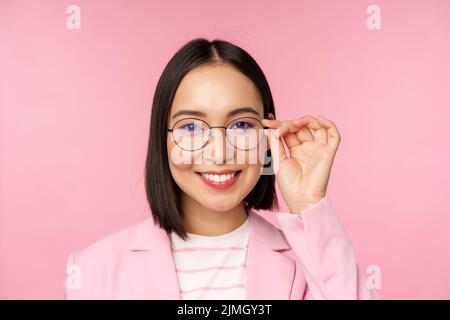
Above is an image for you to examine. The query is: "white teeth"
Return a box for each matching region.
[200,172,238,183]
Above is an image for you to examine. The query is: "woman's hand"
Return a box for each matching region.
[262,115,341,214]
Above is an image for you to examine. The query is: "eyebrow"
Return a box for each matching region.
[171,106,261,119]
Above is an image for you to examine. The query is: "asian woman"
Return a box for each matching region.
[64,38,376,300]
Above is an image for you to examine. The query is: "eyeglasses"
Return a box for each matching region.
[167,116,269,151]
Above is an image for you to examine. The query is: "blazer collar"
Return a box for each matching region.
[128,209,290,251]
[126,209,296,299]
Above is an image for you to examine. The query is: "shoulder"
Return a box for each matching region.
[65,216,161,281]
[64,216,164,298]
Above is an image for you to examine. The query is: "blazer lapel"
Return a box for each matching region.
[245,209,297,299]
[125,210,296,300]
[126,217,181,299]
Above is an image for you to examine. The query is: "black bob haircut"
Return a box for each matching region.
[145,38,279,240]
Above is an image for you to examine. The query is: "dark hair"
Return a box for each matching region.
[145,38,279,240]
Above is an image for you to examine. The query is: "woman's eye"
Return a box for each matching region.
[180,123,202,132]
[231,121,254,130]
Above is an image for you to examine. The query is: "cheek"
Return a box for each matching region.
[167,137,194,168]
[244,165,263,182]
[235,164,262,196]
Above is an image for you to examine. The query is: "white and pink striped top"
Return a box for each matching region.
[169,217,250,300]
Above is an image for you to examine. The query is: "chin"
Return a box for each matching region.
[200,197,242,212]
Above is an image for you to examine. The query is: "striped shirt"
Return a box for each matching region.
[169,217,250,299]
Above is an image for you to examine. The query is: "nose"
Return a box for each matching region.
[204,128,234,164]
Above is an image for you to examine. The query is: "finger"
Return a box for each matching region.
[276,121,302,149]
[317,115,341,149]
[261,118,283,128]
[263,117,315,144]
[265,128,287,174]
[293,116,327,144]
[263,117,326,144]
[262,119,303,146]
[263,118,307,135]
[297,126,314,143]
[275,121,299,137]
[269,117,314,144]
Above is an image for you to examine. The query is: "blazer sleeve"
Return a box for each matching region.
[275,196,378,300]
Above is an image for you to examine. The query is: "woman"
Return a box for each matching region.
[64,38,376,300]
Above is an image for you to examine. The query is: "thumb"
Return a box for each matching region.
[265,128,286,175]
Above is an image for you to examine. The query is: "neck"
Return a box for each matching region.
[180,194,248,236]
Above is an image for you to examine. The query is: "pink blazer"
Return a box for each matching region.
[64,196,377,299]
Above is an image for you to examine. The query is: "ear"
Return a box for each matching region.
[267,112,275,120]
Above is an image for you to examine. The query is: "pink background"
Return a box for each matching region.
[1,0,450,299]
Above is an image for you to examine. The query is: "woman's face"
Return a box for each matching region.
[167,63,271,212]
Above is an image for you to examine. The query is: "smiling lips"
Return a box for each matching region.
[196,170,242,189]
